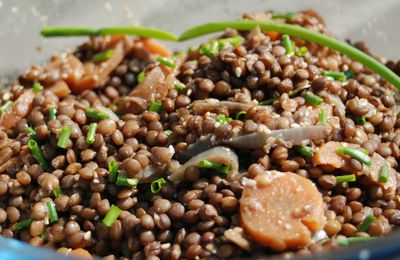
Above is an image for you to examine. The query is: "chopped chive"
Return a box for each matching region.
[137,71,145,84]
[355,116,366,125]
[379,164,389,183]
[344,69,355,79]
[337,146,371,166]
[41,27,177,41]
[26,127,37,140]
[294,146,314,157]
[102,204,122,227]
[282,34,295,57]
[86,123,97,145]
[108,160,119,183]
[337,237,374,247]
[218,35,244,49]
[85,108,109,120]
[32,82,43,93]
[174,82,186,93]
[200,40,219,57]
[48,107,57,121]
[216,114,232,125]
[163,129,173,136]
[336,174,356,184]
[0,100,13,114]
[258,97,278,105]
[297,46,308,57]
[323,71,347,82]
[28,139,51,172]
[150,178,167,193]
[357,215,376,233]
[47,200,58,223]
[319,110,328,124]
[148,100,163,113]
[116,172,138,188]
[259,84,310,105]
[177,20,400,89]
[304,92,323,106]
[234,111,246,120]
[156,56,176,68]
[12,218,32,231]
[92,49,113,62]
[57,125,73,149]
[199,160,232,175]
[272,12,295,19]
[52,187,62,197]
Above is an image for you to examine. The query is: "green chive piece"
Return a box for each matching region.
[379,164,389,183]
[357,215,376,233]
[116,172,138,188]
[148,100,163,113]
[174,82,186,93]
[282,34,295,57]
[163,130,173,136]
[52,187,62,197]
[108,160,119,183]
[12,218,33,231]
[178,20,400,89]
[337,146,371,166]
[137,71,145,84]
[200,40,219,57]
[26,127,37,140]
[57,125,73,149]
[28,139,51,172]
[150,178,167,193]
[234,111,247,120]
[47,200,58,223]
[102,204,122,227]
[272,12,295,19]
[260,83,310,105]
[323,71,347,82]
[337,237,374,247]
[304,92,323,106]
[355,116,366,125]
[48,107,57,121]
[86,123,98,145]
[294,146,314,157]
[345,69,355,79]
[258,97,278,105]
[85,108,109,120]
[156,56,176,68]
[216,114,233,125]
[41,27,177,41]
[92,49,113,62]
[199,160,232,175]
[0,100,13,114]
[188,45,199,53]
[319,110,328,124]
[336,174,356,184]
[218,35,244,49]
[297,46,308,57]
[32,82,43,93]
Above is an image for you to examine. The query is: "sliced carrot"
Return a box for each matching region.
[362,153,397,192]
[48,80,71,98]
[0,90,34,131]
[313,141,358,169]
[265,31,280,41]
[240,171,326,251]
[69,248,92,259]
[139,38,171,57]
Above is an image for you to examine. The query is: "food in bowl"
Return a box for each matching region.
[0,9,400,259]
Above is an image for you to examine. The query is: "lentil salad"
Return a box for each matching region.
[0,9,400,259]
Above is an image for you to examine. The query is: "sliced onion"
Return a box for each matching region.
[177,134,217,162]
[138,165,164,184]
[320,92,346,118]
[169,146,238,183]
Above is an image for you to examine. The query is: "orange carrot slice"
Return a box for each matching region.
[240,171,326,251]
[140,38,171,57]
[313,141,358,169]
[48,80,71,98]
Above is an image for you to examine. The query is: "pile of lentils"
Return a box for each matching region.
[0,9,400,260]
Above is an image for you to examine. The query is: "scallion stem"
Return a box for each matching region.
[216,114,232,125]
[108,160,119,183]
[0,100,13,114]
[47,200,58,223]
[294,146,314,157]
[319,110,328,124]
[85,108,109,120]
[337,237,374,247]
[12,218,32,231]
[48,107,57,121]
[297,46,308,57]
[272,12,295,19]
[234,111,246,120]
[337,146,371,166]
[28,139,51,172]
[178,20,400,88]
[150,178,167,193]
[26,127,37,140]
[357,215,376,233]
[52,187,62,197]
[323,71,347,82]
[137,71,145,84]
[304,92,323,106]
[102,204,122,227]
[156,56,176,68]
[92,50,113,62]
[282,34,295,57]
[32,82,43,93]
[116,172,138,188]
[379,164,389,183]
[199,160,231,175]
[174,82,186,93]
[355,116,366,125]
[57,125,73,149]
[86,123,97,145]
[148,100,163,113]
[336,174,356,184]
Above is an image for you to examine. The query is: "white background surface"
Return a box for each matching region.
[0,0,399,82]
